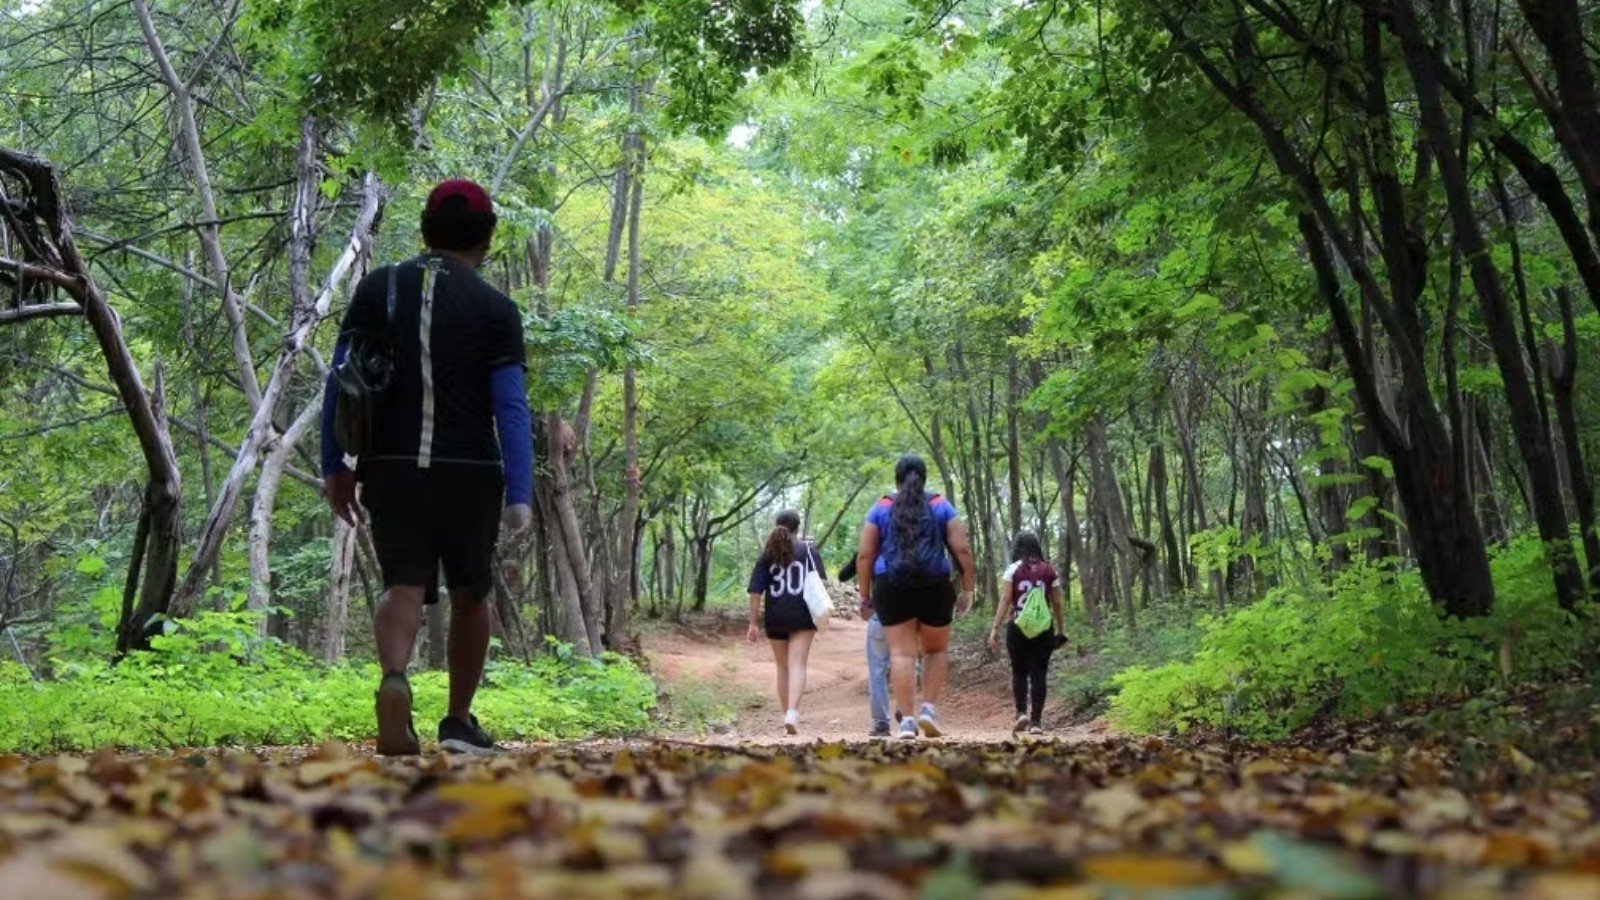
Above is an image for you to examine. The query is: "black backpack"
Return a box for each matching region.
[332,264,399,459]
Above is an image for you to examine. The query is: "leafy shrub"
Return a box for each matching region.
[1109,538,1590,738]
[1051,598,1207,716]
[0,610,655,753]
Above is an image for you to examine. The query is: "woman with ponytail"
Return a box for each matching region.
[989,531,1066,735]
[747,510,823,734]
[855,454,976,739]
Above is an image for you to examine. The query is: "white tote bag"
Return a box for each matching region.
[801,544,831,632]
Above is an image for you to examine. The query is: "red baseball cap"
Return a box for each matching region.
[425,179,494,214]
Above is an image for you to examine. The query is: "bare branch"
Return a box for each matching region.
[0,301,80,324]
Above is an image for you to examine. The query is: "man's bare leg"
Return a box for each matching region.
[374,585,426,754]
[447,588,491,721]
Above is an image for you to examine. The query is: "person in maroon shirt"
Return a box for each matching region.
[987,531,1066,734]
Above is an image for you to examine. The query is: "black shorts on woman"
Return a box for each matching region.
[873,573,956,628]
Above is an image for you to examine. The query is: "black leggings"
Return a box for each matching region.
[1006,624,1055,723]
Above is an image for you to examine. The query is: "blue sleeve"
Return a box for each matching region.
[320,339,349,476]
[935,498,959,524]
[489,363,533,506]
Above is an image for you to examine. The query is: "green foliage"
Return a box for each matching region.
[1051,597,1207,716]
[643,0,804,134]
[285,0,514,126]
[0,610,654,753]
[1110,539,1589,738]
[524,304,640,408]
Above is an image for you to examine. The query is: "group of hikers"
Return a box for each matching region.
[321,178,1066,753]
[748,453,1069,739]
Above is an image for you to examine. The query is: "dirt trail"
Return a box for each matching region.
[644,612,1106,745]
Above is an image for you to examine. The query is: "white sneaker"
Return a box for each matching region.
[783,709,799,735]
[917,704,942,738]
[898,718,919,740]
[1013,713,1030,733]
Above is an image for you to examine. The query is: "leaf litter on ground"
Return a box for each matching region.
[0,731,1596,899]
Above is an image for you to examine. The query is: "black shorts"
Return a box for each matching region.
[360,461,503,602]
[872,574,956,628]
[764,598,815,641]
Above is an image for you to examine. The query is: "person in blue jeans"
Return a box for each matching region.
[841,555,899,736]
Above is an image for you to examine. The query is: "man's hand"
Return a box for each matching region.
[955,589,975,617]
[323,471,361,526]
[500,503,533,541]
[858,597,873,621]
[987,629,1000,654]
[746,622,762,644]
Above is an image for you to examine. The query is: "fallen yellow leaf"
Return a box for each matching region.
[1082,853,1225,886]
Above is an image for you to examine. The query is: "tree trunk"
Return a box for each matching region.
[543,411,599,655]
[608,97,645,651]
[1391,0,1586,609]
[246,400,319,633]
[324,519,355,663]
[1546,287,1600,577]
[1236,384,1270,602]
[1087,416,1136,631]
[1150,443,1183,592]
[691,533,712,612]
[1171,384,1207,591]
[1006,356,1024,538]
[661,509,678,605]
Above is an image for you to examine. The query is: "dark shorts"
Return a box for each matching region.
[873,574,956,628]
[1006,622,1056,666]
[360,461,503,602]
[764,598,815,641]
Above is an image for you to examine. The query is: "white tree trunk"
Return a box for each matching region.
[246,399,320,631]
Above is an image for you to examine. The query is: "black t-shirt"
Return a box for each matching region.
[339,254,525,467]
[748,541,824,607]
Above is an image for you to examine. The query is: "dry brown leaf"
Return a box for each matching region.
[1081,782,1145,829]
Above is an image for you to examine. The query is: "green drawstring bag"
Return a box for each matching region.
[1015,585,1051,638]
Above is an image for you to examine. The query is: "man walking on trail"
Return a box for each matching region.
[321,179,533,756]
[839,553,894,737]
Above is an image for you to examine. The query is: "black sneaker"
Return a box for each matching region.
[374,673,421,756]
[869,721,892,738]
[438,714,497,754]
